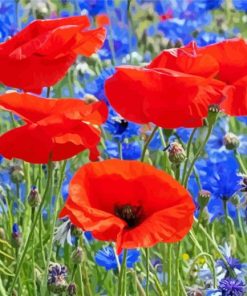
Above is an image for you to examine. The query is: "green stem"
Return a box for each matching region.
[188,252,216,288]
[181,128,197,185]
[40,161,67,296]
[145,248,150,296]
[183,124,214,188]
[234,151,247,173]
[9,161,53,294]
[118,249,127,296]
[167,244,172,296]
[195,218,236,277]
[175,243,181,295]
[141,126,159,162]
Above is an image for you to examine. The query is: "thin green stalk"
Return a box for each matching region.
[9,161,53,294]
[167,244,172,296]
[31,207,37,296]
[195,218,236,277]
[141,126,159,162]
[40,161,67,296]
[145,248,150,296]
[181,128,197,185]
[175,243,181,295]
[118,249,127,296]
[183,124,214,188]
[234,151,247,173]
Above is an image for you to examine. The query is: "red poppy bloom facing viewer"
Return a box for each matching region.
[0,92,108,163]
[0,16,106,93]
[59,159,195,253]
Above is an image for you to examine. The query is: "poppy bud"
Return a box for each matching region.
[198,189,211,209]
[223,132,240,150]
[11,224,22,249]
[71,225,83,238]
[230,195,240,206]
[208,104,220,125]
[71,247,83,264]
[168,142,186,164]
[0,227,5,240]
[28,186,41,208]
[84,94,99,104]
[67,283,77,296]
[48,263,68,294]
[200,209,210,227]
[10,166,24,184]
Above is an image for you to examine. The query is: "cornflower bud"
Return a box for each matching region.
[0,227,5,240]
[67,283,77,296]
[168,142,186,164]
[11,223,22,248]
[71,247,83,264]
[28,186,41,208]
[47,263,68,294]
[10,165,24,184]
[198,190,211,209]
[223,132,240,150]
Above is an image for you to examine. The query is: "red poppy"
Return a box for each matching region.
[105,65,226,129]
[197,38,247,116]
[59,159,195,253]
[0,92,108,163]
[148,41,219,79]
[0,16,106,93]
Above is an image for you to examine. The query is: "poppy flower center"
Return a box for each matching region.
[114,204,142,228]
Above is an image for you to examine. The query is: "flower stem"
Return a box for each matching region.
[141,126,159,162]
[181,128,197,185]
[167,244,172,296]
[118,249,127,296]
[183,124,214,188]
[40,160,67,296]
[145,248,150,296]
[9,161,53,294]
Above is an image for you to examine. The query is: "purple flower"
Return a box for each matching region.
[218,278,246,296]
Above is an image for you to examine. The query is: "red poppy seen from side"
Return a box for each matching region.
[0,16,106,93]
[0,92,108,163]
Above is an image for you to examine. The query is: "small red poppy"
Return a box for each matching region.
[105,65,226,129]
[59,159,195,253]
[198,38,247,116]
[0,16,106,93]
[0,92,108,163]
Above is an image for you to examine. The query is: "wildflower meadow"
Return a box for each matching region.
[0,0,247,295]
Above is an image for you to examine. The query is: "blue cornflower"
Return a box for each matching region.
[206,117,247,159]
[12,223,19,234]
[195,31,227,46]
[233,0,247,11]
[85,67,115,103]
[77,0,112,16]
[218,278,246,296]
[197,154,241,201]
[104,108,140,141]
[95,246,140,271]
[0,2,17,42]
[237,117,247,125]
[194,0,224,10]
[104,140,141,160]
[158,0,212,45]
